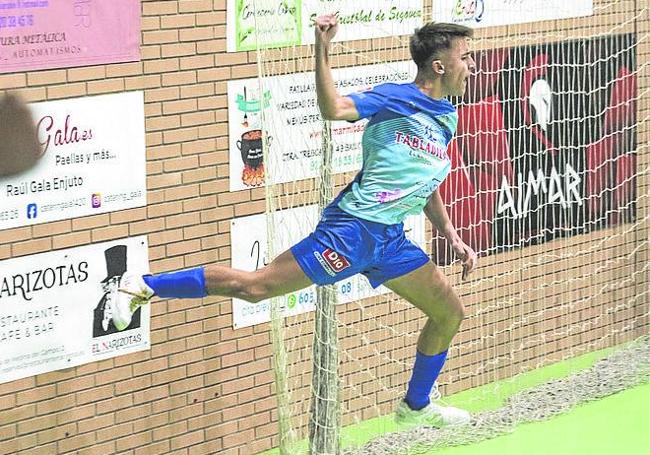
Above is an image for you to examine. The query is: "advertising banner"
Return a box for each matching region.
[0,236,150,384]
[432,0,592,28]
[227,61,415,192]
[0,0,140,73]
[0,91,147,231]
[227,0,423,52]
[231,206,425,328]
[434,34,637,263]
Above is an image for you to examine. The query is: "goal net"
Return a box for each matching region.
[225,1,649,453]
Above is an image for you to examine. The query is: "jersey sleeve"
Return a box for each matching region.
[347,83,393,119]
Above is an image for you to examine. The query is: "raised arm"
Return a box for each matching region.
[424,189,478,280]
[314,14,359,121]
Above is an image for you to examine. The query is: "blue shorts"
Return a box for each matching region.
[290,204,429,288]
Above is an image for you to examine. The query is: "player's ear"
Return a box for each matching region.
[432,59,445,75]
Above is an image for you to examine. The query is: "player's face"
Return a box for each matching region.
[439,37,475,97]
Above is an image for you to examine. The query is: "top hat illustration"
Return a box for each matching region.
[93,244,141,337]
[101,245,127,283]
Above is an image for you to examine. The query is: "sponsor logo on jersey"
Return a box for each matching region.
[395,131,448,161]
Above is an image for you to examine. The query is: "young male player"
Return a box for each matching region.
[116,14,478,428]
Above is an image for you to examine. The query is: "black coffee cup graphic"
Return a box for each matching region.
[237,129,272,169]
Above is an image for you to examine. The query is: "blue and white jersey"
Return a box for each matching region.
[337,82,458,225]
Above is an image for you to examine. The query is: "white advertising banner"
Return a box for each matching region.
[432,0,593,28]
[228,61,415,192]
[0,237,150,384]
[231,206,426,328]
[227,0,423,52]
[0,91,146,231]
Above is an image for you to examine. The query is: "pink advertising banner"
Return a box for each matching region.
[0,0,140,74]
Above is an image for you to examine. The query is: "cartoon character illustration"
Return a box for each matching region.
[235,86,272,187]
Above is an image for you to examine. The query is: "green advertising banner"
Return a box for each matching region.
[227,0,423,52]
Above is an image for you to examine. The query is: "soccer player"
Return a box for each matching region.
[116,14,477,428]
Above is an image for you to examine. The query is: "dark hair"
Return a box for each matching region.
[409,22,474,70]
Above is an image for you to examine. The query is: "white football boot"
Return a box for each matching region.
[394,382,471,428]
[110,272,154,331]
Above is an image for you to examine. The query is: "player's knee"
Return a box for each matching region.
[445,292,465,326]
[430,286,465,327]
[431,304,464,334]
[450,303,466,327]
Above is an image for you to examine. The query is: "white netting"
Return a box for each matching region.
[229,1,648,453]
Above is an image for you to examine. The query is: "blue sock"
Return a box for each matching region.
[143,267,207,299]
[404,349,448,411]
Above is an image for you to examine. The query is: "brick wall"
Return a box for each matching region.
[0,1,648,454]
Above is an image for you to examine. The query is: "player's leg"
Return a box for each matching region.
[203,249,313,302]
[384,261,465,356]
[123,248,312,301]
[363,225,469,427]
[384,261,469,427]
[112,249,313,330]
[115,204,372,328]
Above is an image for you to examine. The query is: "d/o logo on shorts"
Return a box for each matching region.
[314,248,351,276]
